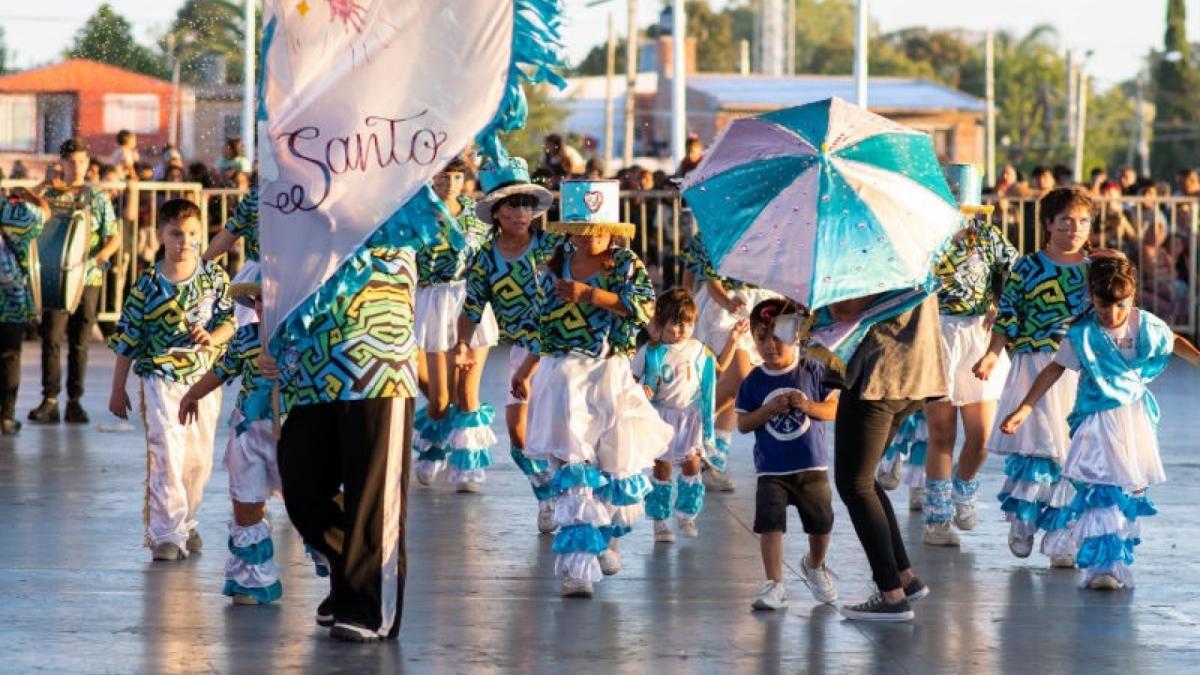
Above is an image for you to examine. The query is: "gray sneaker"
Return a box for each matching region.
[561,577,594,598]
[908,486,925,512]
[702,466,735,492]
[953,498,978,531]
[152,542,185,561]
[1008,532,1034,558]
[924,521,961,547]
[839,592,914,622]
[800,555,838,604]
[876,457,904,490]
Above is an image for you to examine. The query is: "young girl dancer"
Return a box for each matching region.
[632,289,742,543]
[922,200,1018,547]
[1001,256,1200,589]
[455,157,557,531]
[974,187,1092,566]
[413,157,501,492]
[680,232,777,491]
[511,179,672,598]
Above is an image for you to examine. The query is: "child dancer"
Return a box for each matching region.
[413,157,501,492]
[736,299,838,610]
[1001,256,1200,589]
[633,289,741,543]
[680,232,778,491]
[922,201,1018,547]
[974,187,1092,566]
[203,184,259,327]
[511,179,672,598]
[876,410,929,511]
[455,157,557,531]
[179,280,282,604]
[109,199,234,561]
[0,189,47,434]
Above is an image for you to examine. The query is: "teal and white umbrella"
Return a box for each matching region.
[681,97,961,310]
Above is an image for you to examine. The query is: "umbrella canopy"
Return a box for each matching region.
[681,97,961,311]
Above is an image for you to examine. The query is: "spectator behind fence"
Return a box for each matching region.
[218,137,251,181]
[1052,164,1074,188]
[10,160,29,180]
[541,133,585,179]
[110,130,139,177]
[675,136,705,179]
[1118,166,1139,195]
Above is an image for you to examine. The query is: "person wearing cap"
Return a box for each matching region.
[454,156,561,532]
[510,179,672,598]
[179,279,284,606]
[919,166,1019,548]
[411,156,501,492]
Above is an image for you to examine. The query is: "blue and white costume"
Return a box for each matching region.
[1054,308,1173,588]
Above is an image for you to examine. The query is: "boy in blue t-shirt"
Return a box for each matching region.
[736,298,838,611]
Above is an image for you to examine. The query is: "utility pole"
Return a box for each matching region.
[603,11,616,174]
[670,0,686,168]
[785,0,796,75]
[242,0,256,162]
[739,39,750,76]
[985,28,996,188]
[854,0,869,106]
[1074,71,1088,181]
[1136,68,1150,176]
[623,0,638,168]
[167,33,180,147]
[1065,49,1076,147]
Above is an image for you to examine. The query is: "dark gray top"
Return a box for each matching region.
[841,294,948,401]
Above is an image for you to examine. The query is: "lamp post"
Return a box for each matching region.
[854,0,869,107]
[242,0,256,164]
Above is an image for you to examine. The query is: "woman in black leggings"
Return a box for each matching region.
[829,294,947,622]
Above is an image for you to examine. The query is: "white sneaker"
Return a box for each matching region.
[924,521,961,547]
[752,580,788,610]
[877,457,904,491]
[800,555,838,604]
[1008,532,1034,558]
[1050,554,1076,569]
[599,542,621,575]
[415,460,442,486]
[1088,574,1124,591]
[908,487,925,512]
[455,478,481,494]
[561,577,595,598]
[653,520,675,543]
[953,499,977,531]
[702,467,735,493]
[537,501,557,534]
[676,516,699,539]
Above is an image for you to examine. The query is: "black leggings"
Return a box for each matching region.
[834,391,920,592]
[0,322,24,419]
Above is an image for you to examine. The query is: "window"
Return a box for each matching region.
[0,95,36,151]
[223,113,242,143]
[103,94,160,134]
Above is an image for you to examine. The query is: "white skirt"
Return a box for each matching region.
[1063,399,1166,489]
[413,280,499,353]
[937,314,1009,406]
[693,284,779,365]
[231,260,260,329]
[988,351,1078,462]
[654,404,704,465]
[524,354,673,477]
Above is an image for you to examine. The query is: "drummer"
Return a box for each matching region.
[29,138,121,425]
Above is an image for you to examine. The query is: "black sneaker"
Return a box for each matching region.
[839,592,915,622]
[28,398,59,424]
[1,418,21,435]
[904,577,930,602]
[64,400,89,424]
[316,595,335,627]
[330,622,381,643]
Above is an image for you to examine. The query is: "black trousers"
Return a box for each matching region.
[834,390,921,593]
[0,322,25,420]
[40,286,100,401]
[278,397,413,638]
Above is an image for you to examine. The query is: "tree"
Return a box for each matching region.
[501,83,569,167]
[1151,0,1199,176]
[66,4,168,78]
[165,0,257,85]
[573,38,630,77]
[0,26,10,74]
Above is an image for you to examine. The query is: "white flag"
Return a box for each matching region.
[258,0,513,337]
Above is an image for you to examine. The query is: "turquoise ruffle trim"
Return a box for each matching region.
[447,449,494,470]
[228,536,275,566]
[599,524,633,540]
[998,493,1042,524]
[1037,505,1076,532]
[304,543,330,578]
[1070,483,1158,521]
[551,463,608,493]
[450,404,495,430]
[645,480,674,521]
[552,523,608,555]
[596,474,651,507]
[222,579,283,604]
[1076,533,1138,569]
[510,448,550,477]
[1003,455,1062,485]
[674,477,705,517]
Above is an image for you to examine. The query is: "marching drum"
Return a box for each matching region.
[37,196,91,314]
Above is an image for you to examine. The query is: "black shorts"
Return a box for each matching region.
[753,471,834,535]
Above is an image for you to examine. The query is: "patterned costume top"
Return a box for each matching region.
[530,244,655,358]
[225,185,259,262]
[275,231,419,410]
[42,185,119,287]
[993,251,1090,353]
[933,222,1018,316]
[0,201,46,323]
[680,233,754,292]
[109,261,235,384]
[463,229,564,348]
[213,323,271,425]
[416,195,490,286]
[632,338,718,443]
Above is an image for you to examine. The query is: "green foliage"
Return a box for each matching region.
[165,0,260,86]
[66,3,168,79]
[1151,0,1199,176]
[502,84,570,167]
[573,37,629,77]
[0,26,9,75]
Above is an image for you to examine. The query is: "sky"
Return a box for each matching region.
[0,1,1190,90]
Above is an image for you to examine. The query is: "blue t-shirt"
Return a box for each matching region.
[735,357,833,475]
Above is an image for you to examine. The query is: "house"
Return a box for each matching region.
[0,59,193,172]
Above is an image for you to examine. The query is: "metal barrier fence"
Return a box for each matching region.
[2,180,1196,336]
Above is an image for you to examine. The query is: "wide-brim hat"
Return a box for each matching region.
[230,282,261,309]
[544,220,636,238]
[474,182,554,225]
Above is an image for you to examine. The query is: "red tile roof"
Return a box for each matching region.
[0,59,172,94]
